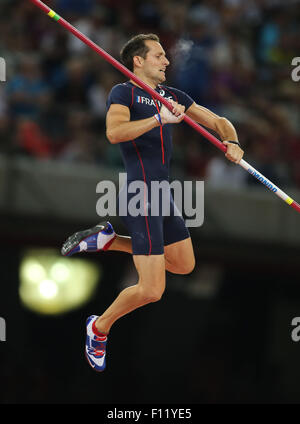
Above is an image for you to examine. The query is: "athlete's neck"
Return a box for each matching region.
[129,76,158,90]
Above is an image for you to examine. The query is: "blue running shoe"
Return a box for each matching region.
[61,221,116,257]
[85,315,108,372]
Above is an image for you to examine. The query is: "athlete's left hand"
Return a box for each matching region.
[160,99,185,124]
[169,99,185,118]
[223,141,244,164]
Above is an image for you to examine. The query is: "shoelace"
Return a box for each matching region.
[88,336,107,357]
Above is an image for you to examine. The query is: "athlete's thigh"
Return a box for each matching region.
[163,192,190,247]
[164,236,195,268]
[118,180,164,255]
[133,254,166,293]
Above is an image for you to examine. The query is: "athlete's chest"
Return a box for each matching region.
[129,87,175,118]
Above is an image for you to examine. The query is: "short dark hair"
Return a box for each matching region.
[120,34,160,72]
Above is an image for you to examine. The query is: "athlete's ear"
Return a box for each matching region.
[133,55,144,69]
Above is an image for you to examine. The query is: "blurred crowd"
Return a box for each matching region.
[0,0,300,188]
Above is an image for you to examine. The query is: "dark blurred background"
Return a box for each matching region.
[1,0,300,404]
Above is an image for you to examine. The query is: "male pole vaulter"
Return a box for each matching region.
[61,34,244,372]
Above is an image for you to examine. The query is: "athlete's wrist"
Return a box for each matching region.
[154,113,164,126]
[223,140,241,147]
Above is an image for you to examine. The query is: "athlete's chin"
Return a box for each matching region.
[158,74,166,83]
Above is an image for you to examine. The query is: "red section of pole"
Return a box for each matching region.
[291,201,300,213]
[29,0,226,153]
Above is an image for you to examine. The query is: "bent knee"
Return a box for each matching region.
[144,289,164,303]
[147,292,164,303]
[138,286,165,304]
[176,259,196,275]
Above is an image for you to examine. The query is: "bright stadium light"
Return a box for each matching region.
[19,249,101,315]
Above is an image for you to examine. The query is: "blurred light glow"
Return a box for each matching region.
[39,279,58,299]
[21,260,46,285]
[50,263,70,283]
[19,249,101,315]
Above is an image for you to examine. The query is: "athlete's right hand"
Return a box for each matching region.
[159,99,185,125]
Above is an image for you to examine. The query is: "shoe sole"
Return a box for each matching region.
[61,221,110,257]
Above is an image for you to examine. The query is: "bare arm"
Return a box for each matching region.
[106,104,160,144]
[185,102,244,164]
[185,102,238,142]
[106,100,186,144]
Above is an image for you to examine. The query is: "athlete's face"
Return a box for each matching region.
[135,40,170,85]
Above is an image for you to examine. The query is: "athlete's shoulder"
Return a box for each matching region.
[160,84,194,107]
[107,82,133,108]
[160,84,186,96]
[109,82,132,95]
